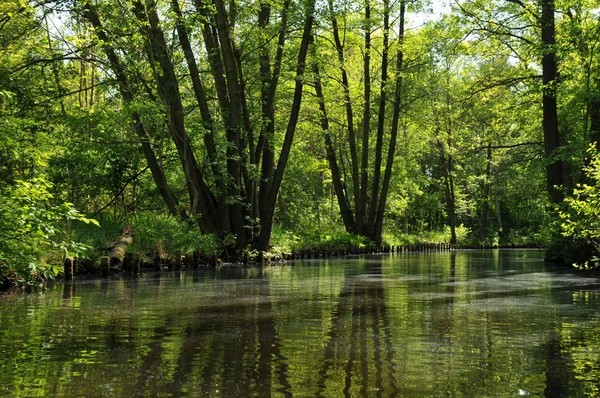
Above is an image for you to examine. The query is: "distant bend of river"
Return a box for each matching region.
[1,249,600,397]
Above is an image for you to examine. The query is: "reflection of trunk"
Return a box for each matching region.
[543,332,569,397]
[163,277,290,396]
[437,137,457,245]
[316,264,398,396]
[254,274,292,397]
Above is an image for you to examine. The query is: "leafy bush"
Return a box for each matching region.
[0,179,98,287]
[559,146,600,268]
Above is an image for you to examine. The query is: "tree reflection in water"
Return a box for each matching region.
[1,250,600,397]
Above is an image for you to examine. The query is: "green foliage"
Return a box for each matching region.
[269,225,369,254]
[2,0,599,266]
[382,224,471,246]
[559,146,600,268]
[129,213,218,256]
[0,179,98,288]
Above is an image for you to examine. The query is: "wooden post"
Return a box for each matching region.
[101,256,110,277]
[174,251,182,270]
[64,257,75,281]
[124,252,133,273]
[153,251,161,271]
[193,251,200,268]
[184,252,193,268]
[132,253,141,274]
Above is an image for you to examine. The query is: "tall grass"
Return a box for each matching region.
[72,212,217,257]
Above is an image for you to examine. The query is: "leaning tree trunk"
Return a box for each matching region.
[328,0,361,234]
[82,4,186,222]
[313,61,356,233]
[255,0,315,251]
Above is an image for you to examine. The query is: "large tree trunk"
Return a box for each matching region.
[317,0,404,244]
[329,0,361,234]
[86,0,316,252]
[313,61,356,233]
[541,0,565,204]
[255,0,315,251]
[367,0,390,239]
[211,0,246,244]
[372,0,405,244]
[360,0,372,236]
[132,0,218,233]
[480,144,492,240]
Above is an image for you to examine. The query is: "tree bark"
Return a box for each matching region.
[367,0,390,238]
[480,144,492,240]
[212,0,246,244]
[438,136,457,245]
[313,61,356,233]
[360,0,372,235]
[329,0,361,234]
[372,0,405,243]
[541,0,565,203]
[256,0,315,251]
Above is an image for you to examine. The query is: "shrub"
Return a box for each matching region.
[559,145,600,268]
[0,179,97,287]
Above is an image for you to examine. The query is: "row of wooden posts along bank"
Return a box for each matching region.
[62,242,537,280]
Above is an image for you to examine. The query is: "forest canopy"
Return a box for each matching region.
[1,0,600,287]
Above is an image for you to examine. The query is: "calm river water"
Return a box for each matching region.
[1,250,600,397]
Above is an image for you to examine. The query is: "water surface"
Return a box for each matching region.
[1,250,600,397]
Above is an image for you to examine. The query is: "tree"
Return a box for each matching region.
[456,0,572,203]
[312,0,406,244]
[77,0,316,251]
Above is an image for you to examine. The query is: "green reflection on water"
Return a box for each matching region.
[1,250,600,397]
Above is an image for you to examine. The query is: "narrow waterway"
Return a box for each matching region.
[1,250,599,397]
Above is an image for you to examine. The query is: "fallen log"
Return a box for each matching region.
[108,226,134,267]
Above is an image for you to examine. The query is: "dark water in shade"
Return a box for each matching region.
[1,250,600,397]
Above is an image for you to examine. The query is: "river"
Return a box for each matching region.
[1,249,599,397]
